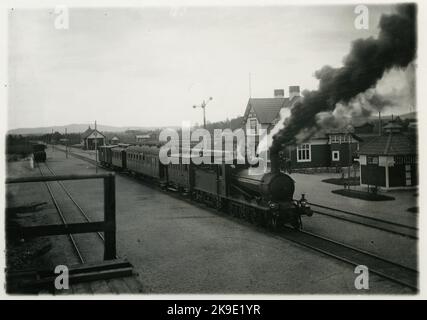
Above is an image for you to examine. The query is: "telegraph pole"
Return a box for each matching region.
[249,72,252,98]
[193,97,213,129]
[95,120,98,173]
[65,128,68,158]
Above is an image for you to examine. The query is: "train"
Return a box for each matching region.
[98,143,312,229]
[31,142,47,163]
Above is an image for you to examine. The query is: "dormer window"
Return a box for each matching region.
[249,118,258,134]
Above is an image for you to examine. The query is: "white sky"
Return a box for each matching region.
[8,4,408,129]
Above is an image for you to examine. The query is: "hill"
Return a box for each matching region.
[7,124,162,135]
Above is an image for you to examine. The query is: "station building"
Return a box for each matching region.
[242,86,301,159]
[285,130,361,170]
[358,122,417,190]
[81,126,106,150]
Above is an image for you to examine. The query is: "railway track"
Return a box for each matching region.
[308,202,418,240]
[278,228,418,291]
[36,160,105,264]
[53,145,418,290]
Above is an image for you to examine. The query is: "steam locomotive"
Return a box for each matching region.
[98,144,312,229]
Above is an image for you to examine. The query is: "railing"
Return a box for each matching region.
[6,173,117,260]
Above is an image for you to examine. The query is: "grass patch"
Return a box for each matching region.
[322,177,360,186]
[331,189,395,201]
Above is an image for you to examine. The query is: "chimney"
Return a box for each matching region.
[274,89,285,98]
[289,86,300,100]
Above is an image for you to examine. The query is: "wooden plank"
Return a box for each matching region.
[6,173,113,184]
[104,175,116,260]
[66,259,132,274]
[23,267,133,289]
[11,221,106,238]
[8,261,131,290]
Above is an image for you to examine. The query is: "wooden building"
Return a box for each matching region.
[287,130,361,170]
[242,87,301,159]
[358,123,417,190]
[81,126,106,150]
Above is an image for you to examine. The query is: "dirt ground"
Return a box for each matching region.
[292,172,418,227]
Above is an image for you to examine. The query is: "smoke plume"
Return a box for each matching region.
[271,4,416,154]
[315,62,416,134]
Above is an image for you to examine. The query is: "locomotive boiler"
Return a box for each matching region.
[231,169,295,201]
[230,153,312,228]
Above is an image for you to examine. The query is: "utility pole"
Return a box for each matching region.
[249,72,252,98]
[95,120,98,173]
[348,132,352,189]
[51,128,54,153]
[65,128,68,158]
[193,97,213,129]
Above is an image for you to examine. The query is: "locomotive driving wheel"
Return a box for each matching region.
[291,216,302,230]
[215,198,223,211]
[270,214,279,231]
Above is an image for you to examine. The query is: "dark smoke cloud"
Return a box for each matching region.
[271,4,416,154]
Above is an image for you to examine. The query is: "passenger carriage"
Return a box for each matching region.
[111,144,130,170]
[98,145,117,167]
[126,145,166,181]
[167,153,192,193]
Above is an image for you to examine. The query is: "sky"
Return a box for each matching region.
[7,4,413,129]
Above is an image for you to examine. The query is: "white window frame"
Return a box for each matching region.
[296,143,311,162]
[248,118,258,134]
[332,150,340,161]
[367,156,379,165]
[330,135,339,144]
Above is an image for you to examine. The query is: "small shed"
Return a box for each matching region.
[358,124,417,190]
[81,126,106,150]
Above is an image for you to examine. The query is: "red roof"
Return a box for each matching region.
[358,133,416,155]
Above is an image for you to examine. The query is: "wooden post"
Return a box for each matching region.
[104,173,116,260]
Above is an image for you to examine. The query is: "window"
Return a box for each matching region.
[367,156,379,165]
[296,144,311,162]
[249,118,258,134]
[330,135,339,143]
[332,151,340,161]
